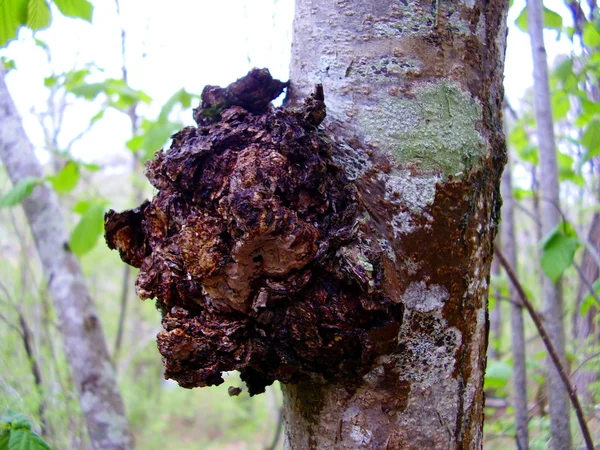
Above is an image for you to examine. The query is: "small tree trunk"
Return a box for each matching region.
[284,0,508,447]
[572,177,600,409]
[501,151,530,449]
[527,0,573,447]
[0,67,135,450]
[489,251,502,360]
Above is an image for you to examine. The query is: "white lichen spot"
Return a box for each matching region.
[394,309,462,388]
[381,169,439,236]
[401,281,449,312]
[330,139,372,181]
[350,425,373,444]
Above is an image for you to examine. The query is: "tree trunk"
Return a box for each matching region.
[283,0,508,448]
[527,0,573,447]
[0,67,135,450]
[489,249,501,360]
[572,177,600,410]
[500,151,529,449]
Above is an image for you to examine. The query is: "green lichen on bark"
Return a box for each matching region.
[358,82,486,178]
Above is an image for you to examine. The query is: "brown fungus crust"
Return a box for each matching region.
[105,69,402,395]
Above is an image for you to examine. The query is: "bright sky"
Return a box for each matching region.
[0,0,576,165]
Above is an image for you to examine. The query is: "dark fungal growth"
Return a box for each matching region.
[105,69,402,395]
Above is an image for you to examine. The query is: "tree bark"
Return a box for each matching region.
[0,67,135,450]
[500,151,529,449]
[527,0,573,447]
[284,0,508,448]
[572,177,600,409]
[489,249,501,360]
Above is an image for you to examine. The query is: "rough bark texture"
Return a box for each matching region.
[282,0,508,448]
[527,0,573,447]
[573,181,600,409]
[501,153,529,449]
[0,68,134,450]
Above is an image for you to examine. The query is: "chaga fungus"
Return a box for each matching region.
[105,68,403,395]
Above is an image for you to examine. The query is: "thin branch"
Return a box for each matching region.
[494,246,595,450]
[17,309,51,435]
[572,260,600,307]
[0,309,21,335]
[113,265,130,360]
[571,351,600,377]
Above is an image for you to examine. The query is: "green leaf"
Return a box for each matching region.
[515,6,527,32]
[556,152,582,185]
[52,0,92,21]
[512,187,533,200]
[158,88,193,121]
[542,7,563,30]
[89,110,104,124]
[141,120,180,162]
[0,0,28,48]
[484,360,513,389]
[8,428,50,450]
[0,177,43,208]
[516,144,539,166]
[43,76,57,88]
[553,58,575,87]
[72,199,91,214]
[580,278,600,316]
[69,202,105,256]
[581,119,600,160]
[581,99,600,115]
[125,135,143,153]
[68,82,104,100]
[80,161,101,172]
[33,37,47,49]
[0,429,9,450]
[48,161,80,194]
[583,21,600,48]
[540,221,580,283]
[515,6,563,32]
[26,0,51,30]
[551,90,570,121]
[64,68,90,90]
[508,123,529,151]
[0,412,29,426]
[2,58,16,72]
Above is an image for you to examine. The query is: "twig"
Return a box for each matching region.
[494,245,595,450]
[17,309,51,435]
[571,351,600,377]
[113,265,130,360]
[572,260,600,307]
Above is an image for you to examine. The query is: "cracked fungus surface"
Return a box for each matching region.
[105,69,403,395]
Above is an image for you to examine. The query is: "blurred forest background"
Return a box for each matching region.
[0,0,599,449]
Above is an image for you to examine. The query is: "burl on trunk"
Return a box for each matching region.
[105,69,406,395]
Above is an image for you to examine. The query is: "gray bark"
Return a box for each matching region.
[489,251,501,360]
[527,0,573,447]
[284,0,508,448]
[0,67,135,450]
[500,152,529,449]
[572,177,600,409]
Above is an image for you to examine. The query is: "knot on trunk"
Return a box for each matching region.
[105,69,402,394]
